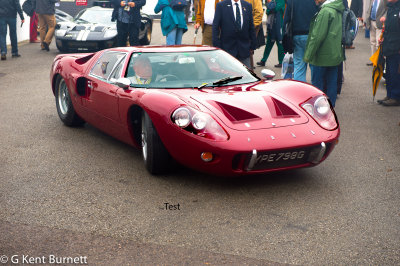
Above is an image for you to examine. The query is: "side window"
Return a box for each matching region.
[90,51,126,80]
[109,55,127,81]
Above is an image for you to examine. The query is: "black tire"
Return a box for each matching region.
[56,41,68,53]
[55,76,85,127]
[141,111,170,174]
[140,24,152,45]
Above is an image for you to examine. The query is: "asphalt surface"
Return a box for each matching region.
[0,21,399,265]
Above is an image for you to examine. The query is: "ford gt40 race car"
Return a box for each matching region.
[50,46,340,176]
[55,7,152,52]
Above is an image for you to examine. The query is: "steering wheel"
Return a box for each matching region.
[157,74,179,82]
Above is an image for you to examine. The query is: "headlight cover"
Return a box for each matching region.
[104,29,118,39]
[55,29,67,37]
[301,95,338,130]
[171,106,229,141]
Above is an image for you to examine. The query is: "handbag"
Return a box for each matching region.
[282,3,294,54]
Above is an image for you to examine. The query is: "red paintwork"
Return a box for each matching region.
[51,46,340,176]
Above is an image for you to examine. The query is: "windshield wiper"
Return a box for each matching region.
[197,76,243,89]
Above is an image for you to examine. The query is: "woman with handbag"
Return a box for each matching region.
[256,0,285,68]
[154,0,188,45]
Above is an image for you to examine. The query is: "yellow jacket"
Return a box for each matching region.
[196,0,221,31]
[244,0,263,27]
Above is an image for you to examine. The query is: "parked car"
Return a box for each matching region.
[50,46,340,176]
[55,6,152,52]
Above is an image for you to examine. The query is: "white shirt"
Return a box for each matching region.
[231,0,243,28]
[204,0,216,25]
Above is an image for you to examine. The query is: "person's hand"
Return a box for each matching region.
[194,23,200,29]
[380,16,386,23]
[128,1,135,7]
[21,19,25,23]
[121,1,126,6]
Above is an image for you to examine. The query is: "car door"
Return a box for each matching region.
[86,51,127,124]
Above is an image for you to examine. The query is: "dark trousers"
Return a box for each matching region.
[117,20,140,47]
[310,65,339,107]
[0,17,18,55]
[386,53,400,100]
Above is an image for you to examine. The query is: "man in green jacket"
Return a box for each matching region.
[304,0,345,107]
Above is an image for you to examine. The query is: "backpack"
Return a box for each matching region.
[170,0,187,10]
[342,8,359,46]
[22,0,34,17]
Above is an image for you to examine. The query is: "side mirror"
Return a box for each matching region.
[261,69,276,80]
[115,78,131,89]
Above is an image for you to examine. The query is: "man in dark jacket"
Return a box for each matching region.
[283,0,318,82]
[379,0,400,106]
[112,0,146,47]
[0,0,25,60]
[212,0,257,68]
[32,0,57,51]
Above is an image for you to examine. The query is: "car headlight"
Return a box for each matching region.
[301,96,338,130]
[172,107,191,128]
[56,29,67,37]
[171,106,229,141]
[104,29,118,39]
[192,113,208,130]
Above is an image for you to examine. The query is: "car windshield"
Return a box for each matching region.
[74,9,113,26]
[125,50,260,89]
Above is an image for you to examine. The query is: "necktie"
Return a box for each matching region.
[235,3,241,30]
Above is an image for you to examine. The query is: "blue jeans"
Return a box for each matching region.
[0,17,18,55]
[310,65,339,107]
[386,53,400,100]
[293,35,308,82]
[166,27,184,45]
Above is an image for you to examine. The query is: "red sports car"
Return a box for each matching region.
[50,46,340,176]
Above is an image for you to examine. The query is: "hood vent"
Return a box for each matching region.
[209,101,261,123]
[266,96,299,118]
[94,26,106,32]
[73,25,86,31]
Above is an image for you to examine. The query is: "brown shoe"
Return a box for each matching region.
[377,97,389,104]
[256,61,266,66]
[43,42,50,51]
[381,98,400,106]
[345,45,355,49]
[274,63,282,68]
[1,54,6,60]
[366,62,373,66]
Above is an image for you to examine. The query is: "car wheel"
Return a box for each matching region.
[140,24,152,45]
[141,111,170,174]
[56,41,68,53]
[55,76,85,126]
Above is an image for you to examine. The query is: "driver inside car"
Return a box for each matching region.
[130,56,153,85]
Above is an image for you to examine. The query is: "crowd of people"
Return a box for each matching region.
[0,0,399,106]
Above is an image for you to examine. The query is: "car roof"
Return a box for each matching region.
[110,45,219,53]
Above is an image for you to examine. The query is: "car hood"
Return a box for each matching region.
[58,21,116,32]
[185,84,309,131]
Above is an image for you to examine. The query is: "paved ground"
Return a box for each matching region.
[0,21,399,265]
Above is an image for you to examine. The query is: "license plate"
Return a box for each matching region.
[247,148,310,170]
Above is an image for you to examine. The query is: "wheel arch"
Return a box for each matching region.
[127,104,145,148]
